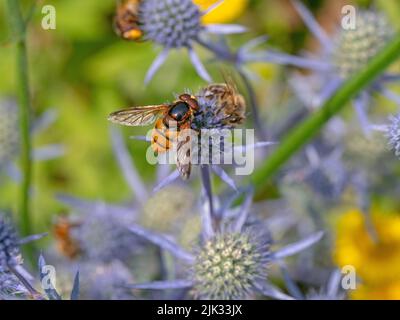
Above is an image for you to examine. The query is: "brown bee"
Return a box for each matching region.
[53,216,81,259]
[114,0,143,41]
[108,94,200,179]
[199,83,246,127]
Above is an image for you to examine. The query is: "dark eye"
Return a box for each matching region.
[169,102,189,121]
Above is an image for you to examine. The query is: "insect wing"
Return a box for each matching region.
[176,138,192,180]
[175,123,194,180]
[108,105,169,127]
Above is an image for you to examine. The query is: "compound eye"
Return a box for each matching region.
[169,102,190,121]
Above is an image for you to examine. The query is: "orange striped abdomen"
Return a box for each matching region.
[151,119,178,153]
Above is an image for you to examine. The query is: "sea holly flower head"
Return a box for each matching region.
[126,189,324,300]
[56,197,142,264]
[386,113,400,157]
[370,113,400,159]
[140,0,202,49]
[129,0,247,83]
[331,10,394,79]
[259,1,400,136]
[0,217,21,271]
[191,229,270,300]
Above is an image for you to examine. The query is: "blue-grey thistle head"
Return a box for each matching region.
[127,0,246,83]
[191,229,271,300]
[140,0,202,48]
[386,114,400,157]
[332,10,393,78]
[70,209,140,263]
[0,100,19,168]
[0,217,21,272]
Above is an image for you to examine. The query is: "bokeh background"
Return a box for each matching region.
[1,0,400,299]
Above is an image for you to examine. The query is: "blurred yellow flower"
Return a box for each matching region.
[351,281,400,300]
[194,0,249,23]
[333,208,400,299]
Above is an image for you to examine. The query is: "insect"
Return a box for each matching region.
[53,216,82,259]
[108,94,200,179]
[114,0,143,41]
[198,83,246,128]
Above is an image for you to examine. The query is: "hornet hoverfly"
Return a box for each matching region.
[108,83,246,179]
[114,0,143,41]
[108,93,199,179]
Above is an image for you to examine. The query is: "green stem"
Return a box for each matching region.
[6,1,33,241]
[253,35,400,194]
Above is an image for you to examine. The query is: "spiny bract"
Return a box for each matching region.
[387,114,400,158]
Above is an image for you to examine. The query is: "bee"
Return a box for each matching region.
[53,216,81,259]
[199,83,246,127]
[114,0,143,41]
[108,94,200,179]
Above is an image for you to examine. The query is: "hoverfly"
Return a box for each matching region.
[53,216,81,259]
[108,94,200,179]
[114,0,143,41]
[108,83,246,180]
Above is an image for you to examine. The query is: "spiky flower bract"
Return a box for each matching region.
[386,114,400,157]
[0,100,19,169]
[0,217,21,271]
[0,271,28,299]
[332,10,393,79]
[191,229,271,300]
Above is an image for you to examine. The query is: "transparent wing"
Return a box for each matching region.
[176,135,192,180]
[108,105,169,127]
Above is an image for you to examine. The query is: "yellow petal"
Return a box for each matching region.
[194,0,249,23]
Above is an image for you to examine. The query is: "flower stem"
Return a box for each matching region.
[6,1,34,244]
[253,35,400,195]
[200,165,220,231]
